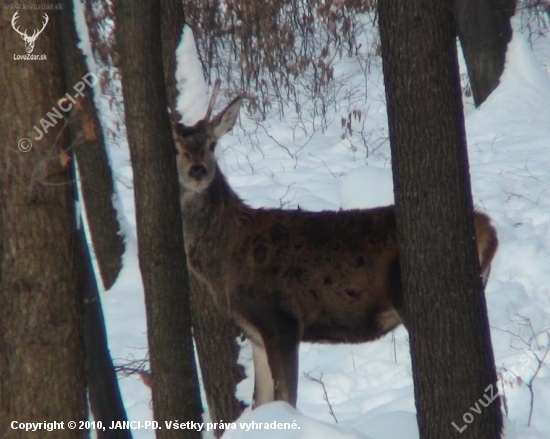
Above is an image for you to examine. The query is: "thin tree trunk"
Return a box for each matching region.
[60,0,124,291]
[0,6,86,438]
[161,0,186,117]
[59,3,131,436]
[116,2,203,438]
[378,1,502,438]
[189,277,245,430]
[454,0,515,107]
[76,192,131,439]
[160,1,245,432]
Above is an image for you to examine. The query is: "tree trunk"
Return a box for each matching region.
[78,210,132,439]
[454,0,515,107]
[59,0,124,292]
[116,2,203,438]
[161,0,186,117]
[59,3,131,436]
[160,1,245,432]
[0,6,86,439]
[378,1,502,438]
[189,277,245,431]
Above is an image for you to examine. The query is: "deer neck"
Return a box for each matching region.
[179,165,241,284]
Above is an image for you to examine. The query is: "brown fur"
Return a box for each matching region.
[174,97,499,407]
[475,212,499,276]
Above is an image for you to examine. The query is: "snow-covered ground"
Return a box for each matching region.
[89,13,550,439]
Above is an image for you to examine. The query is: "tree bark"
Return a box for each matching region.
[116,2,203,438]
[0,6,86,439]
[59,3,131,436]
[378,1,502,438]
[454,0,515,107]
[161,0,186,117]
[189,277,245,430]
[160,1,245,432]
[59,0,124,292]
[78,209,132,439]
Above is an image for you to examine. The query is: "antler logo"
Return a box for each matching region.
[12,11,49,54]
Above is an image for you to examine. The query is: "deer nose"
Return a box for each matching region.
[189,164,207,180]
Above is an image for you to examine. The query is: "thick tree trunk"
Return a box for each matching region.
[160,1,245,432]
[0,6,86,439]
[454,0,515,107]
[116,2,203,438]
[378,1,502,438]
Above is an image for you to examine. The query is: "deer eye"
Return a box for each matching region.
[209,142,217,151]
[182,152,191,159]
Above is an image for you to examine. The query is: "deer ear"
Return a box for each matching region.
[169,117,185,154]
[169,111,181,137]
[211,97,242,139]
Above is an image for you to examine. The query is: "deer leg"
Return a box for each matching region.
[252,342,275,407]
[262,313,301,407]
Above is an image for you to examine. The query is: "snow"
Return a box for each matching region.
[175,26,209,126]
[339,166,394,209]
[86,14,550,439]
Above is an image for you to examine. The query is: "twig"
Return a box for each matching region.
[304,372,338,423]
[526,332,550,426]
[308,153,342,178]
[279,183,295,208]
[493,312,550,426]
[114,355,152,388]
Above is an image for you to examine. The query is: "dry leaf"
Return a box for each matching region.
[60,152,71,169]
[82,113,98,141]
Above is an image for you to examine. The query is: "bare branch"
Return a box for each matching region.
[304,372,338,423]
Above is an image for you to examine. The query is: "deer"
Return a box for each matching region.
[173,96,499,408]
[11,11,49,54]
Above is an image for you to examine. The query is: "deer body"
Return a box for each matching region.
[174,98,498,407]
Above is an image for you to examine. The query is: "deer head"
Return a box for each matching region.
[12,11,49,54]
[173,97,242,192]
